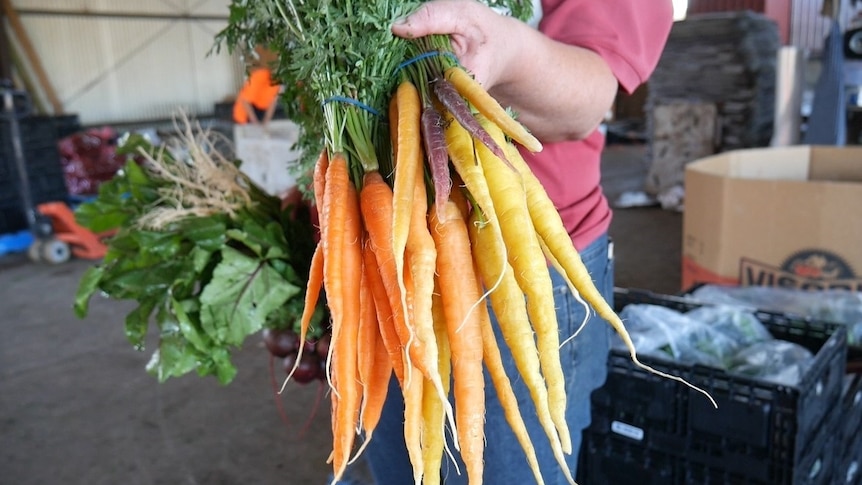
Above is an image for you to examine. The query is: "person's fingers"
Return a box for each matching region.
[391,0,478,39]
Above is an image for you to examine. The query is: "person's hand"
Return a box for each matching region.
[391,0,525,90]
[391,0,620,142]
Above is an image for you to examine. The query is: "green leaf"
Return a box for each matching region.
[226,214,289,259]
[225,228,263,257]
[73,265,105,318]
[146,305,201,383]
[74,201,131,233]
[178,216,228,252]
[171,297,211,353]
[100,260,189,300]
[190,245,215,274]
[123,161,157,202]
[210,348,238,385]
[125,300,156,350]
[131,231,183,259]
[199,246,300,346]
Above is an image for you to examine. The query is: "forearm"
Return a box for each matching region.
[262,99,278,124]
[241,99,259,124]
[487,23,618,142]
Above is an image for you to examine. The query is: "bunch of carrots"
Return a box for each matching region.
[284,44,713,484]
[213,3,713,483]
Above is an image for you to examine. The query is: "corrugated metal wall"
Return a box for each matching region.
[789,0,858,53]
[687,0,862,53]
[10,0,244,125]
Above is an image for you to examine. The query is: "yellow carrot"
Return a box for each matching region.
[468,215,574,485]
[444,66,542,153]
[501,124,718,408]
[442,110,498,228]
[404,363,425,485]
[474,117,572,453]
[474,271,549,485]
[403,265,424,485]
[422,287,452,485]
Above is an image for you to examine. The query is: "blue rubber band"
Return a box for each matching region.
[394,51,459,75]
[321,96,381,116]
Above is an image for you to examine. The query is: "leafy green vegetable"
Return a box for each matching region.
[212,0,533,188]
[74,130,323,385]
[198,246,300,346]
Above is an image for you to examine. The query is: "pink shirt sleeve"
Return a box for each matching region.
[539,0,674,93]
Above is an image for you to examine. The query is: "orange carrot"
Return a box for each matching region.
[351,246,393,462]
[359,171,414,378]
[429,200,485,485]
[356,247,391,436]
[362,241,405,384]
[283,243,324,389]
[406,175,456,438]
[328,161,363,483]
[313,148,329,213]
[321,152,349,379]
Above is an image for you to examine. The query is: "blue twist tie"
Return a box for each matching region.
[322,96,381,117]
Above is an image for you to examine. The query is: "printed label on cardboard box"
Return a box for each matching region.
[739,249,861,291]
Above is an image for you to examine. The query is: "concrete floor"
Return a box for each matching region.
[0,143,681,485]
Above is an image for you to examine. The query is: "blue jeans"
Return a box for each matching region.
[343,234,614,485]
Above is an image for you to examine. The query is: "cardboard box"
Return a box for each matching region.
[682,146,862,291]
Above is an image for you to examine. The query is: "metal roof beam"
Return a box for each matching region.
[16,9,227,22]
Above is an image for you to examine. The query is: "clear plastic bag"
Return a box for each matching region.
[727,340,814,386]
[684,305,773,347]
[689,285,862,345]
[618,304,741,368]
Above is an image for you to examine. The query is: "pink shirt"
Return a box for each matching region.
[523,0,673,250]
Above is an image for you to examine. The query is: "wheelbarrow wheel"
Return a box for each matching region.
[40,238,71,264]
[27,240,43,262]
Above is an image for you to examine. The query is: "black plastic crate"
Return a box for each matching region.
[681,404,838,485]
[840,374,862,453]
[0,115,63,184]
[0,199,28,233]
[837,436,861,485]
[602,288,848,484]
[578,430,681,485]
[837,374,862,485]
[51,114,81,139]
[0,115,59,151]
[0,143,67,233]
[587,354,689,453]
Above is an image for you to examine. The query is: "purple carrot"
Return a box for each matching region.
[433,77,516,172]
[421,104,452,221]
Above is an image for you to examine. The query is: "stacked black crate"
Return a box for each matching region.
[0,115,72,234]
[578,290,848,485]
[836,374,862,485]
